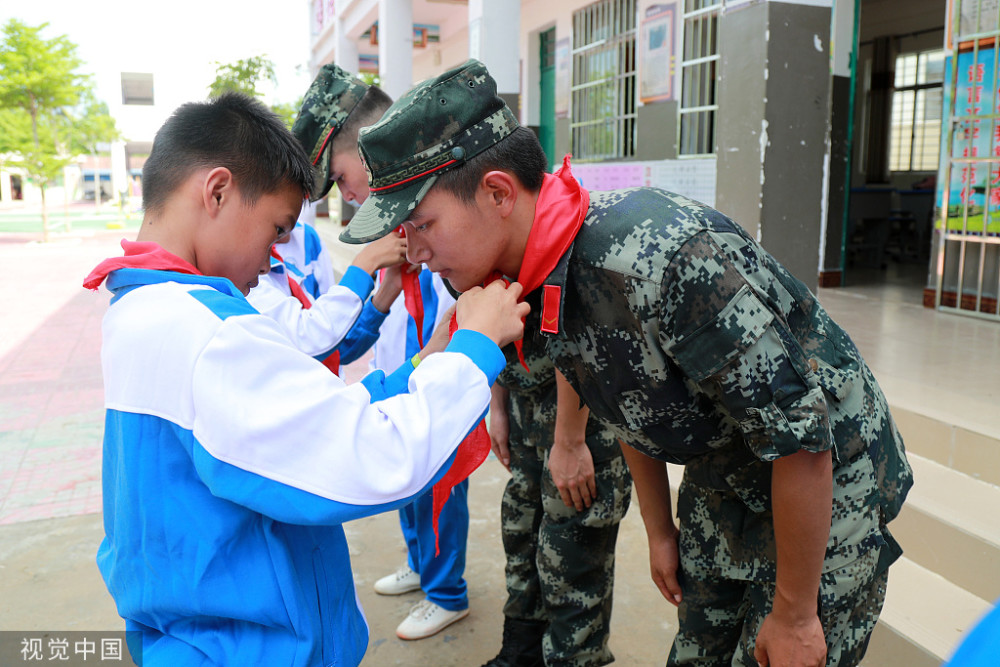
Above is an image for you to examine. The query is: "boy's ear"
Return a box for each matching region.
[480,170,517,217]
[203,167,235,217]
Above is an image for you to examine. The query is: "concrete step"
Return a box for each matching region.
[865,556,993,667]
[891,403,1000,488]
[889,453,1000,602]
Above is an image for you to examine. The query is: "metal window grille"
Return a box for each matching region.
[936,0,1000,320]
[570,0,637,161]
[679,0,720,156]
[889,50,945,172]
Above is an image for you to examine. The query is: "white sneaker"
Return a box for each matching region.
[373,565,421,596]
[395,599,470,640]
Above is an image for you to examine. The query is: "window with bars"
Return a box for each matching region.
[570,0,637,161]
[679,0,720,155]
[889,49,944,172]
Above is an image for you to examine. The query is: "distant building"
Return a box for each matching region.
[309,0,980,317]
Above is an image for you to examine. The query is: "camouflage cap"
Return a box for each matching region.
[292,63,369,202]
[341,59,519,244]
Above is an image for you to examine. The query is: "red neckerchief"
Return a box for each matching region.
[395,226,426,347]
[470,155,590,371]
[518,155,589,297]
[272,248,340,375]
[83,240,202,290]
[430,315,491,554]
[430,157,589,551]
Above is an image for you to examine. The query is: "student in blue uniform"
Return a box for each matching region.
[83,91,528,667]
[278,200,335,298]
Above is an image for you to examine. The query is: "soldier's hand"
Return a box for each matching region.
[753,611,826,667]
[648,529,682,606]
[489,384,511,472]
[456,280,529,348]
[548,440,596,511]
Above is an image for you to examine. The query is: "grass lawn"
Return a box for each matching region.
[0,208,140,234]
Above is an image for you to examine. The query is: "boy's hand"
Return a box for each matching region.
[549,370,595,511]
[419,304,457,357]
[455,280,528,348]
[353,230,407,275]
[372,262,417,314]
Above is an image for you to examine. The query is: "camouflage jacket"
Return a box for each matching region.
[529,187,912,523]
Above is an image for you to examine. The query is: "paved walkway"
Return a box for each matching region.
[0,233,116,525]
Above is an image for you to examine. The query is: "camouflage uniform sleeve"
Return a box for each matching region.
[660,231,835,462]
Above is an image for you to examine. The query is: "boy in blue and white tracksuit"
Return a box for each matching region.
[370,270,472,637]
[279,201,336,299]
[89,251,506,666]
[84,92,529,667]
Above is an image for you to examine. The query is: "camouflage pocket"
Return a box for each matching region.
[670,284,773,382]
[819,543,884,614]
[824,452,883,572]
[810,348,858,403]
[615,386,672,431]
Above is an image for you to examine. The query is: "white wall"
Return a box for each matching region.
[413,25,471,83]
[520,0,582,126]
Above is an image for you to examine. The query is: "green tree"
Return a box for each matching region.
[359,72,382,87]
[65,91,120,157]
[0,19,89,241]
[270,98,302,130]
[0,107,30,157]
[208,55,277,99]
[60,91,121,211]
[209,56,303,129]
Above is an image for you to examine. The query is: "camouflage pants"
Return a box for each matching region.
[667,453,898,667]
[502,385,632,667]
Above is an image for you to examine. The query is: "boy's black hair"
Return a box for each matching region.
[434,127,548,203]
[142,92,313,215]
[330,85,394,155]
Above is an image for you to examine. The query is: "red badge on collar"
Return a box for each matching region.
[541,284,561,334]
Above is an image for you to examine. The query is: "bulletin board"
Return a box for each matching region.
[639,3,678,103]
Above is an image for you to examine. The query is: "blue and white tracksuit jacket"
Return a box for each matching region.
[371,270,470,610]
[281,220,336,299]
[96,268,504,666]
[248,262,386,365]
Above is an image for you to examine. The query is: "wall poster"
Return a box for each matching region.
[639,3,678,103]
[942,46,1000,234]
[555,37,571,119]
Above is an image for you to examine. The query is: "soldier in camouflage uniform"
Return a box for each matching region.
[291,63,380,204]
[490,342,632,666]
[340,59,913,667]
[295,64,480,641]
[327,58,631,665]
